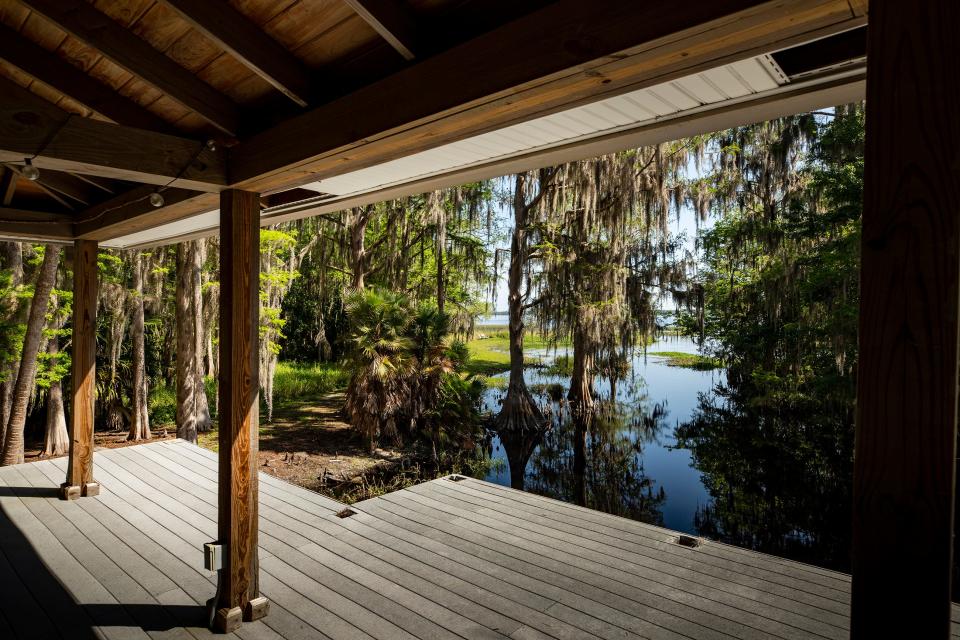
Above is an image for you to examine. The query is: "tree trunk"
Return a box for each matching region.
[495,175,545,433]
[192,240,211,430]
[0,241,24,442]
[347,206,371,291]
[2,244,61,465]
[43,336,69,456]
[568,323,595,416]
[434,191,447,314]
[176,241,211,443]
[127,251,151,441]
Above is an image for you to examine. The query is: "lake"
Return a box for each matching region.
[481,334,721,535]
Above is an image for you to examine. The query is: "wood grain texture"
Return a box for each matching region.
[851,0,960,636]
[65,239,97,489]
[73,186,211,241]
[217,189,261,616]
[0,76,226,190]
[342,0,419,60]
[0,22,171,132]
[231,0,862,190]
[158,0,313,108]
[17,0,240,136]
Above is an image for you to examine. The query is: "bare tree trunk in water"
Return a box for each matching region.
[43,336,68,456]
[495,174,545,433]
[176,241,211,443]
[128,251,151,441]
[0,241,24,441]
[568,322,595,416]
[2,244,61,465]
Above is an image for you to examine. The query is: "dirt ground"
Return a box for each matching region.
[24,392,429,503]
[224,392,419,499]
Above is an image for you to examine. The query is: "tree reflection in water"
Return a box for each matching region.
[496,381,669,527]
[676,383,854,572]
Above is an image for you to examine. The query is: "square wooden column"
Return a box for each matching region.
[214,189,267,632]
[852,1,960,636]
[61,239,98,500]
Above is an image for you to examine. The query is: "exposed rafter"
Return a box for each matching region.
[158,0,314,108]
[342,0,419,61]
[0,23,170,133]
[0,77,226,191]
[18,0,240,136]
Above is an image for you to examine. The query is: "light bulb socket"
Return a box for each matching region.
[22,158,39,181]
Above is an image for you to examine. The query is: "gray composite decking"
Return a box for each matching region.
[0,439,956,640]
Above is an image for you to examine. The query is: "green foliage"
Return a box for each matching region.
[272,362,349,403]
[648,351,719,370]
[675,106,864,569]
[343,288,485,453]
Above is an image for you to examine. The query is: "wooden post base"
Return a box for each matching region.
[243,597,269,622]
[213,607,242,634]
[59,481,99,500]
[59,483,80,500]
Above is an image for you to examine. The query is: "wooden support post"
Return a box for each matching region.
[62,240,98,500]
[852,1,960,637]
[214,189,267,632]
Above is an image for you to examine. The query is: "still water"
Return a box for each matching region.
[481,335,720,536]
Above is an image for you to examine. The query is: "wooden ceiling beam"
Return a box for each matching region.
[159,0,313,108]
[74,185,214,241]
[0,22,171,133]
[342,0,419,61]
[230,0,865,191]
[0,77,226,191]
[0,207,74,241]
[17,0,240,136]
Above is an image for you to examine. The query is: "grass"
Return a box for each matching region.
[463,328,569,376]
[149,361,349,430]
[648,351,721,370]
[272,361,348,404]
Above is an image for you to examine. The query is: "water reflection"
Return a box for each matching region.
[483,336,714,532]
[482,334,855,577]
[676,382,854,572]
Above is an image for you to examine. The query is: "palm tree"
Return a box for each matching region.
[343,289,414,452]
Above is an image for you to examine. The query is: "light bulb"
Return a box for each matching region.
[22,159,39,181]
[149,191,165,207]
[205,139,217,152]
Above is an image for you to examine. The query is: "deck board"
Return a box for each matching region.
[0,439,957,639]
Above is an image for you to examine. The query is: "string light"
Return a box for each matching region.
[149,191,165,207]
[21,158,39,181]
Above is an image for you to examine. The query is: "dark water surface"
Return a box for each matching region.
[482,335,720,536]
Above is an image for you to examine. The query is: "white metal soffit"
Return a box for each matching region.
[102,53,862,249]
[303,55,789,198]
